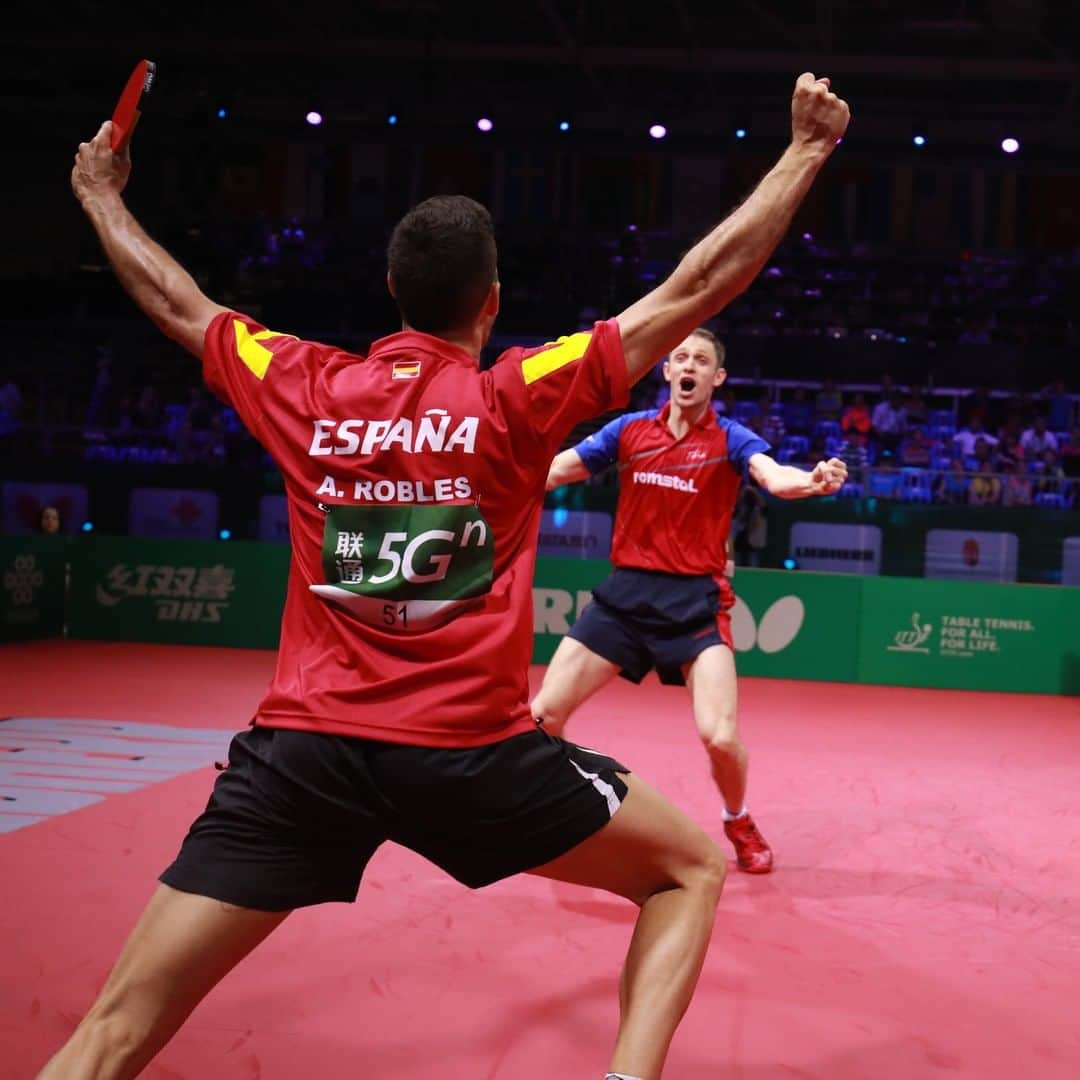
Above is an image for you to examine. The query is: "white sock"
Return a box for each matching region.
[723,806,748,822]
[605,1074,644,1080]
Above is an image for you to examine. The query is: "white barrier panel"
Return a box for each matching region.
[2,481,89,534]
[129,488,219,540]
[924,529,1019,582]
[789,521,882,574]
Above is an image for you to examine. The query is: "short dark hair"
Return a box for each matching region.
[688,327,726,368]
[387,195,498,334]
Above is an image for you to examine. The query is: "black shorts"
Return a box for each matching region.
[569,567,734,687]
[159,725,629,911]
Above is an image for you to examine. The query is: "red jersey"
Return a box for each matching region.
[573,403,770,608]
[202,313,628,747]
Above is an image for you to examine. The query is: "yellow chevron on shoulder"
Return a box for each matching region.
[233,320,296,380]
[521,331,592,386]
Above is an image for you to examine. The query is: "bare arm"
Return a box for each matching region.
[72,121,228,358]
[546,449,591,491]
[617,73,850,383]
[749,454,847,499]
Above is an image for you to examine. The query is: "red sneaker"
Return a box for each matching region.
[723,812,774,874]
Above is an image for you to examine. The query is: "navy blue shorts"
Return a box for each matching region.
[569,567,734,687]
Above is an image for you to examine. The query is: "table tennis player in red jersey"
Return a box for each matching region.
[532,328,847,874]
[42,73,848,1080]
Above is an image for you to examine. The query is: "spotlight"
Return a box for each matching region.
[735,127,747,139]
[1001,137,1020,154]
[648,123,667,140]
[476,117,494,133]
[913,134,926,147]
[783,557,798,570]
[81,521,94,533]
[219,529,232,541]
[558,119,571,132]
[387,113,398,126]
[305,110,323,127]
[216,106,227,120]
[553,507,569,528]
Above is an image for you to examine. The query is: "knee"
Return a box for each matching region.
[701,719,743,762]
[698,842,728,903]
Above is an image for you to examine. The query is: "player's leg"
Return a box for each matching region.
[684,644,772,873]
[529,772,727,1080]
[531,635,621,737]
[36,884,288,1080]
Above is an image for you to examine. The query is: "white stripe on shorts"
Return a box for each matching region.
[570,759,622,817]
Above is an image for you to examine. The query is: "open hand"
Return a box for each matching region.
[72,121,131,206]
[809,457,848,495]
[791,73,850,154]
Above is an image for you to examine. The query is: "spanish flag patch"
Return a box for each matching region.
[392,361,422,380]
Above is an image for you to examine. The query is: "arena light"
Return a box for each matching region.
[81,521,94,533]
[1001,136,1020,154]
[648,123,667,140]
[219,529,232,541]
[735,127,747,139]
[216,106,227,120]
[476,117,494,133]
[783,557,798,570]
[913,134,926,147]
[558,119,571,132]
[387,113,399,126]
[305,110,323,127]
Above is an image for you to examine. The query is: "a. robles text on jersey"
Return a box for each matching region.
[309,409,479,457]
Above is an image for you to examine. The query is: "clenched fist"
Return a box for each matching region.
[791,73,850,154]
[809,457,848,495]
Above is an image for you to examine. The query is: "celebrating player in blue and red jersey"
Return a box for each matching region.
[532,328,847,873]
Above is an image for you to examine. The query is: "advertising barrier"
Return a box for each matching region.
[856,576,1079,694]
[2,481,89,535]
[128,488,220,540]
[67,535,288,648]
[0,533,66,642]
[13,537,1079,696]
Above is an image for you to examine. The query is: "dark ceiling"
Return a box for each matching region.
[5,1,1080,154]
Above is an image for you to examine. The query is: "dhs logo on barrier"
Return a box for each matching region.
[95,563,236,624]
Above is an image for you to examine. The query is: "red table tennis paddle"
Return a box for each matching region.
[110,59,156,153]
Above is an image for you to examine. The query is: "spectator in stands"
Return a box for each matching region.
[1001,461,1033,508]
[996,433,1022,471]
[121,385,165,434]
[871,391,906,455]
[958,317,992,344]
[841,392,872,438]
[815,378,843,421]
[176,386,225,466]
[1061,425,1080,479]
[1043,376,1074,432]
[756,393,786,449]
[971,436,996,471]
[732,485,768,568]
[1035,450,1066,496]
[953,415,998,458]
[960,385,994,429]
[38,505,62,534]
[836,430,870,483]
[1020,415,1059,457]
[968,460,1002,506]
[935,457,970,504]
[899,427,931,467]
[902,384,928,427]
[715,386,737,418]
[783,386,813,435]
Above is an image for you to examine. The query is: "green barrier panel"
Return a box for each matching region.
[68,535,289,648]
[856,576,1080,695]
[0,533,66,642]
[729,569,862,682]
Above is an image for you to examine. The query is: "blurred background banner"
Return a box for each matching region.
[128,488,220,540]
[0,533,65,642]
